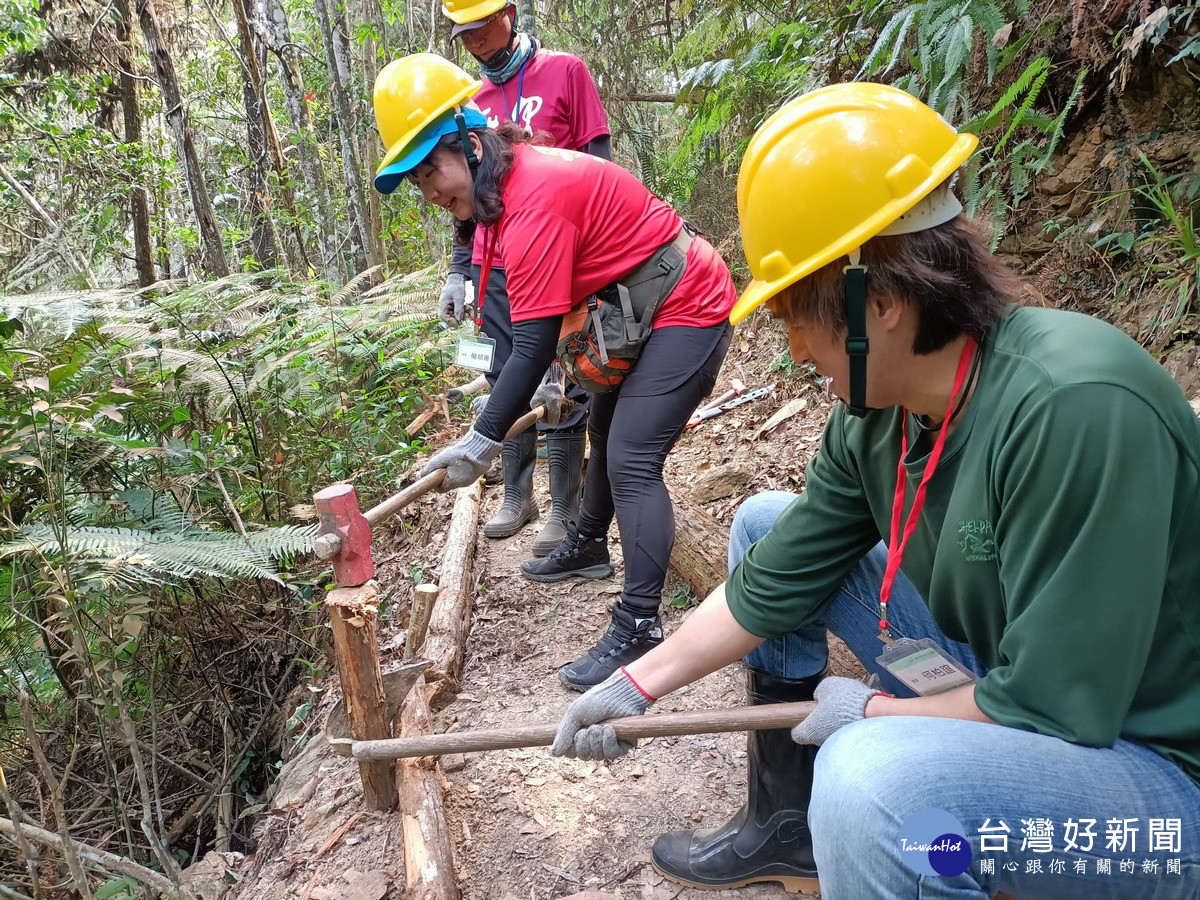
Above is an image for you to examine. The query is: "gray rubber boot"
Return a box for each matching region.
[482,429,539,538]
[530,430,585,557]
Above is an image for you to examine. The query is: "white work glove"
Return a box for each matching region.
[420,427,501,490]
[551,669,655,760]
[470,394,489,418]
[530,365,569,427]
[790,675,881,747]
[439,273,467,327]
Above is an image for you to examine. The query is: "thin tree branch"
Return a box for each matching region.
[18,693,95,900]
[0,815,180,896]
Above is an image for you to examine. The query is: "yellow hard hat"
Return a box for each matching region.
[373,54,481,192]
[731,82,979,324]
[442,0,508,25]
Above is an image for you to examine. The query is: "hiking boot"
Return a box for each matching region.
[531,430,585,557]
[483,430,538,538]
[559,603,664,691]
[520,523,612,582]
[651,666,823,893]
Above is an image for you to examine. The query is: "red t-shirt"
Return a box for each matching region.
[485,144,736,330]
[472,48,609,266]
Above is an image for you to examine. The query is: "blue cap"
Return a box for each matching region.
[374,107,488,195]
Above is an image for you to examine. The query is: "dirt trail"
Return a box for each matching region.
[219,320,853,900]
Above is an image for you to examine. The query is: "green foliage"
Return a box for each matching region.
[861,0,1029,120]
[1089,155,1200,351]
[4,521,317,585]
[0,267,451,881]
[960,59,1088,243]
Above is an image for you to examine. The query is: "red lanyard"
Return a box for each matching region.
[475,225,500,331]
[878,337,976,637]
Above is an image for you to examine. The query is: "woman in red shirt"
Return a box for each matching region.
[373,54,738,690]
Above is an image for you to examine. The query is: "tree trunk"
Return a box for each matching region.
[112,0,157,287]
[314,0,375,277]
[353,0,387,269]
[136,0,229,278]
[263,0,345,284]
[516,0,536,38]
[230,0,280,270]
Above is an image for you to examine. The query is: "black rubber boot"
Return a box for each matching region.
[651,666,823,893]
[483,430,539,538]
[558,602,664,691]
[531,431,585,557]
[520,522,612,582]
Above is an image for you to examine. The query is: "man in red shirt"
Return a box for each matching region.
[438,0,611,557]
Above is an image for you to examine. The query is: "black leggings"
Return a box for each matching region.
[576,322,732,615]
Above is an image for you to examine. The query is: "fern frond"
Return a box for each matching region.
[331,266,385,306]
[3,521,316,584]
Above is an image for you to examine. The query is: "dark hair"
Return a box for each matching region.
[427,122,553,247]
[767,214,1022,354]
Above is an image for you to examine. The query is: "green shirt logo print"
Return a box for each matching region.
[958,521,996,562]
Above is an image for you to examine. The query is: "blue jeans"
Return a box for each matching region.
[730,492,1200,899]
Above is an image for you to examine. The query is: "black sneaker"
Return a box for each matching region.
[520,523,613,582]
[559,604,664,691]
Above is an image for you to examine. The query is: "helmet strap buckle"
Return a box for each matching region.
[454,108,480,174]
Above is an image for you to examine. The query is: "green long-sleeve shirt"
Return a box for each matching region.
[726,306,1200,785]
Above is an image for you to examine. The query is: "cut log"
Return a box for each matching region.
[324,582,396,811]
[396,680,459,900]
[668,493,730,600]
[423,480,483,700]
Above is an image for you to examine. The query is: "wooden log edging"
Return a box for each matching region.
[668,494,731,600]
[396,681,459,900]
[423,480,484,700]
[394,480,482,899]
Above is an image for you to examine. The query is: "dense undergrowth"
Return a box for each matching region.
[0,267,462,892]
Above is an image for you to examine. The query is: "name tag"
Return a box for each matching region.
[876,638,978,696]
[455,336,496,372]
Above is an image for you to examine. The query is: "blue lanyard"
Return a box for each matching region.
[498,62,529,129]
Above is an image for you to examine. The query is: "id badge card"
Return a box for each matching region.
[455,335,496,372]
[875,638,978,697]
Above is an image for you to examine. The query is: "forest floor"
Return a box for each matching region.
[213,311,867,900]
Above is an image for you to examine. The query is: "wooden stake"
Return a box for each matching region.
[325,582,396,810]
[396,681,459,900]
[404,583,438,661]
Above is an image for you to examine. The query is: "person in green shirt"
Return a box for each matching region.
[549,83,1200,899]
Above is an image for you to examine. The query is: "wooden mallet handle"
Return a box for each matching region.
[330,700,816,760]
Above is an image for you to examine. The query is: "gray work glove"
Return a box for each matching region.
[470,394,489,418]
[530,365,568,427]
[439,273,467,327]
[551,669,655,761]
[420,427,502,490]
[790,675,880,747]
